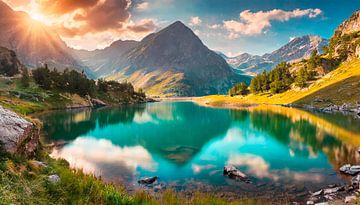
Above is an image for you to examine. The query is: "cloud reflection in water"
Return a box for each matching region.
[51,137,158,179]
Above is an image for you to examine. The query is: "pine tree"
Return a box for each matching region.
[20,68,30,88]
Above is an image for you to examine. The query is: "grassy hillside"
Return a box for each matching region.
[196,59,360,108]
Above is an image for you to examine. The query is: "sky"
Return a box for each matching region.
[4,0,360,56]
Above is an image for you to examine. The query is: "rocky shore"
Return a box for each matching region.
[295,102,360,118]
[304,163,360,205]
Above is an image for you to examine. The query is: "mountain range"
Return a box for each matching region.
[222,35,329,75]
[73,21,250,96]
[0,0,343,97]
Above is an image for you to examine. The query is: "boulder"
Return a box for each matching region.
[138,176,158,185]
[0,106,39,155]
[91,98,107,108]
[351,175,360,185]
[311,189,323,197]
[324,186,344,194]
[223,165,250,183]
[48,174,60,184]
[340,164,360,175]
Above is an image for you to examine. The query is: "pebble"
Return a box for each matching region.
[48,174,60,184]
[345,195,356,203]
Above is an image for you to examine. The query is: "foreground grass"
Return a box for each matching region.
[196,59,360,108]
[0,149,263,205]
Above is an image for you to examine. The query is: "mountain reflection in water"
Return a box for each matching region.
[39,102,360,200]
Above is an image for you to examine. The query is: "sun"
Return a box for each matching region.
[28,11,47,24]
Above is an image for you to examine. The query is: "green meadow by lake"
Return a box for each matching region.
[38,102,360,201]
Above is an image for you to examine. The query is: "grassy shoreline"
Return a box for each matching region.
[194,60,360,110]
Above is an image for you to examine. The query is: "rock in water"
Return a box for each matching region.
[340,164,360,175]
[91,98,107,108]
[138,176,158,185]
[223,165,250,183]
[0,105,39,155]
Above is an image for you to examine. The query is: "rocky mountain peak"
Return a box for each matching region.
[335,10,360,36]
[268,35,329,62]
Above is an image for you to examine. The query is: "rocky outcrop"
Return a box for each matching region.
[91,98,107,108]
[330,10,360,60]
[335,10,360,36]
[0,106,39,156]
[0,46,25,76]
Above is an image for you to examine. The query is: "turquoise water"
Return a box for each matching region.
[39,102,360,200]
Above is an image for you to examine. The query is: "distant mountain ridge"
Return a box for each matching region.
[0,1,93,77]
[224,35,329,75]
[74,21,250,96]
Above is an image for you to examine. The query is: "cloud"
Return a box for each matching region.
[37,0,100,16]
[189,16,202,26]
[223,8,322,38]
[70,0,131,33]
[136,1,149,11]
[208,24,221,29]
[4,0,159,50]
[127,18,158,33]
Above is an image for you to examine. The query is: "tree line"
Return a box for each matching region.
[21,64,145,100]
[229,50,320,96]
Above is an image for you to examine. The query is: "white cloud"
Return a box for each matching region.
[136,2,149,11]
[189,16,202,26]
[208,24,221,29]
[223,8,322,38]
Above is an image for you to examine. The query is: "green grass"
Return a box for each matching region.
[0,77,78,114]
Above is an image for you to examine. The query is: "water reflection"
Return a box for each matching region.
[39,102,360,199]
[51,137,157,184]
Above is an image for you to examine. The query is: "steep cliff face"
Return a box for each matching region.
[329,10,360,60]
[0,106,39,156]
[335,10,360,36]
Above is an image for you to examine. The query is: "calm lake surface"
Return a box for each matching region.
[39,102,360,201]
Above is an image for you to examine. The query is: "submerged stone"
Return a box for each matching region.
[138,176,158,185]
[223,165,250,183]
